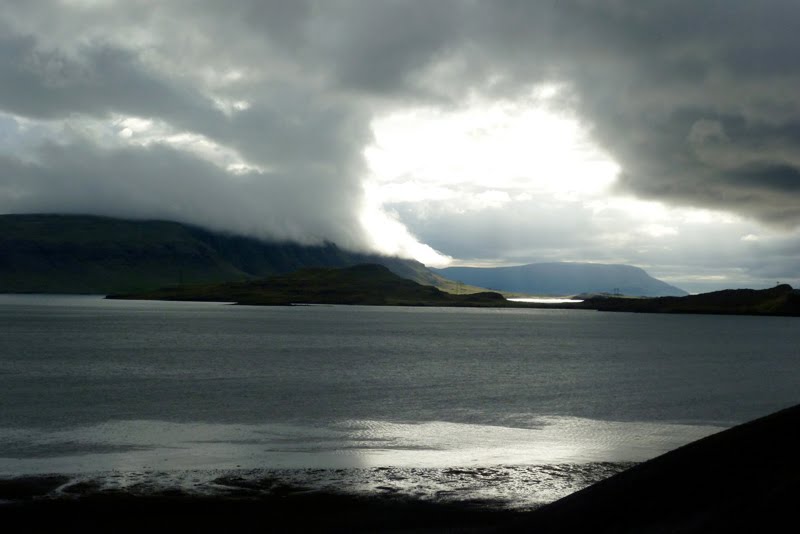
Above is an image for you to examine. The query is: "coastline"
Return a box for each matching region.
[0,462,634,529]
[4,404,798,532]
[104,268,800,318]
[511,402,800,533]
[0,484,514,532]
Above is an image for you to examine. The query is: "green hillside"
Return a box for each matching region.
[108,264,512,307]
[0,214,443,294]
[580,284,800,316]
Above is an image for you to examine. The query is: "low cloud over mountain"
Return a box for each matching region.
[2,2,800,290]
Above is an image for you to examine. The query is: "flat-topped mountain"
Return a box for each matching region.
[435,262,687,297]
[108,263,511,307]
[0,214,441,294]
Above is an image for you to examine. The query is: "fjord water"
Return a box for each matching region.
[1,295,799,506]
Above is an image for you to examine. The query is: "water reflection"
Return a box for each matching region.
[0,417,722,474]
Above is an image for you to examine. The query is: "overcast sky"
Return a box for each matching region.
[1,1,799,292]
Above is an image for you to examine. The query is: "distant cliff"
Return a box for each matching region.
[435,262,687,297]
[0,214,439,294]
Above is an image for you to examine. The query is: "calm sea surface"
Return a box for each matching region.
[1,295,798,507]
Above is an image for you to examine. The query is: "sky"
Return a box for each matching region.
[1,1,799,292]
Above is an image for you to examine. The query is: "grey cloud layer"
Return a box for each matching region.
[394,198,800,291]
[1,1,800,271]
[0,2,371,247]
[0,142,361,247]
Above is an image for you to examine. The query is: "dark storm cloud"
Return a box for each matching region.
[2,0,800,264]
[0,141,364,248]
[329,1,800,228]
[317,0,800,226]
[533,1,800,225]
[0,26,365,169]
[224,95,368,169]
[0,31,223,128]
[312,0,465,96]
[0,4,371,247]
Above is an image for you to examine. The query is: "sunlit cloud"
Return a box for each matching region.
[108,115,264,174]
[365,88,619,200]
[359,190,452,267]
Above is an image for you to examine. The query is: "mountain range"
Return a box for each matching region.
[1,214,686,296]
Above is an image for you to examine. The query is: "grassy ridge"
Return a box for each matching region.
[580,284,800,316]
[109,264,512,307]
[109,262,800,315]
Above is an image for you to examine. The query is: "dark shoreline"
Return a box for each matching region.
[510,402,800,533]
[105,267,800,318]
[4,404,799,532]
[0,463,634,532]
[1,484,517,533]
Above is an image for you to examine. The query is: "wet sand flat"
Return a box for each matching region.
[4,405,800,532]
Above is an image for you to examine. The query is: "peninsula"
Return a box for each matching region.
[578,283,800,317]
[108,263,513,307]
[109,264,800,317]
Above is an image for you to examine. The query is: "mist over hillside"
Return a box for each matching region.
[435,263,688,297]
[1,215,689,297]
[0,214,437,294]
